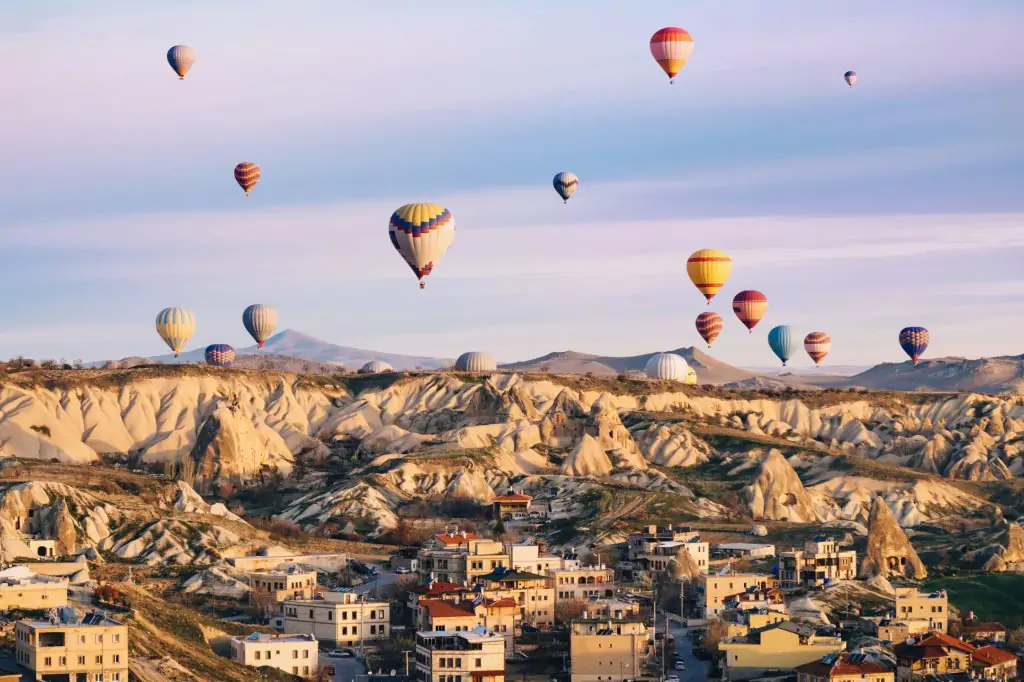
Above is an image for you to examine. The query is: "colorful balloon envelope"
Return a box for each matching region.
[695,311,724,347]
[844,71,857,87]
[552,172,578,203]
[687,249,732,304]
[650,27,694,83]
[167,45,195,80]
[683,366,698,386]
[205,344,236,367]
[899,326,929,366]
[388,203,456,289]
[732,290,768,333]
[155,307,196,357]
[242,304,278,348]
[804,332,832,366]
[768,325,798,366]
[234,162,261,196]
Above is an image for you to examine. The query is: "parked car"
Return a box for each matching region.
[675,661,686,671]
[328,649,354,658]
[667,675,680,682]
[395,567,410,574]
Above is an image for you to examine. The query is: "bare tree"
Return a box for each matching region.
[555,599,589,625]
[703,620,730,656]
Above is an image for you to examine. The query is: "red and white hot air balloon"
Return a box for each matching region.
[650,27,694,84]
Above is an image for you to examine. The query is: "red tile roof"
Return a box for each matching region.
[485,598,518,609]
[795,653,891,678]
[493,493,532,502]
[433,532,480,546]
[918,632,976,654]
[895,631,976,661]
[420,599,475,619]
[961,622,1007,635]
[972,646,1017,666]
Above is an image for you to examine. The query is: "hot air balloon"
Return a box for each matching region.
[844,71,857,87]
[687,249,732,304]
[767,326,798,366]
[650,28,694,84]
[552,172,578,203]
[683,366,698,386]
[167,45,195,80]
[645,353,689,381]
[242,304,277,348]
[804,332,832,366]
[155,307,196,357]
[234,163,261,196]
[455,352,497,372]
[695,312,724,348]
[388,203,456,289]
[205,344,236,367]
[360,360,393,375]
[899,326,930,366]
[732,290,768,333]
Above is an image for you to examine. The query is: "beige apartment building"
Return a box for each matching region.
[569,617,651,682]
[508,542,567,575]
[698,573,776,619]
[636,539,709,575]
[415,629,506,682]
[282,590,389,646]
[719,621,845,680]
[894,587,947,633]
[778,538,856,588]
[229,632,318,678]
[248,567,317,611]
[477,570,555,631]
[550,566,615,602]
[15,610,128,682]
[0,567,68,610]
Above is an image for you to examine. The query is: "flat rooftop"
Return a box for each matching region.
[20,613,123,630]
[234,632,316,644]
[416,630,503,644]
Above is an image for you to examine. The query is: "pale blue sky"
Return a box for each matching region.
[1,1,1023,367]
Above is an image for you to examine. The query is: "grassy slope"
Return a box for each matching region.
[924,574,1024,627]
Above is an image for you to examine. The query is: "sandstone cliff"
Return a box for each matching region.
[859,495,927,579]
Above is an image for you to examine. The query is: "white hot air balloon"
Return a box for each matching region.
[155,307,196,357]
[360,360,393,374]
[455,352,497,372]
[644,353,689,381]
[242,304,278,348]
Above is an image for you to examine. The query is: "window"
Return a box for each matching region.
[79,635,87,644]
[96,655,103,664]
[303,650,309,658]
[328,612,334,621]
[476,658,482,668]
[113,675,121,682]
[44,657,52,667]
[59,657,66,666]
[353,627,358,635]
[78,656,86,665]
[256,651,262,660]
[96,634,104,643]
[293,650,299,659]
[113,633,121,643]
[113,655,120,664]
[371,625,377,635]
[94,675,103,682]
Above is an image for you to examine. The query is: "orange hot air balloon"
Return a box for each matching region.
[695,312,723,348]
[650,27,694,84]
[234,162,261,196]
[804,332,832,366]
[687,249,732,304]
[732,290,768,333]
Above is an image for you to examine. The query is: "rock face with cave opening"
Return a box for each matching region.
[859,495,927,580]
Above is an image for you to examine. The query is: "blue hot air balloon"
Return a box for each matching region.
[167,45,196,80]
[899,326,930,366]
[205,344,236,367]
[767,325,798,366]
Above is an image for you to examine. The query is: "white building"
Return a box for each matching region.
[415,627,506,682]
[715,543,776,559]
[230,632,318,679]
[281,590,390,646]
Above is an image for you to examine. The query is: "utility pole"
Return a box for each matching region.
[403,650,413,676]
[359,594,365,659]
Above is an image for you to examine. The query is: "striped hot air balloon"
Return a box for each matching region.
[242,304,277,348]
[552,172,578,203]
[645,353,689,381]
[732,290,768,333]
[844,71,857,87]
[804,332,832,366]
[389,203,456,289]
[155,307,196,357]
[167,45,195,80]
[455,352,497,372]
[695,311,724,348]
[899,326,930,366]
[650,27,694,84]
[360,360,393,375]
[687,249,732,304]
[767,325,798,366]
[234,162,261,196]
[205,344,236,367]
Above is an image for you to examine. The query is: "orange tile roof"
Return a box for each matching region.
[972,646,1018,666]
[485,598,518,609]
[420,599,475,619]
[434,532,480,546]
[493,493,532,502]
[795,653,891,677]
[917,632,976,654]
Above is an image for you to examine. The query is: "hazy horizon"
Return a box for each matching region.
[3,1,1023,370]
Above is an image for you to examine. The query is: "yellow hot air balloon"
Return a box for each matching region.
[686,249,732,304]
[155,307,196,357]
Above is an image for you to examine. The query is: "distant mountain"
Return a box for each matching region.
[502,347,773,385]
[102,330,452,371]
[829,355,1024,393]
[749,365,872,378]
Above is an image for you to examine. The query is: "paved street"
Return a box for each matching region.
[670,623,709,682]
[319,651,365,682]
[353,565,400,597]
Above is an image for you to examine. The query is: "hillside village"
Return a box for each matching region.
[0,364,1023,681]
